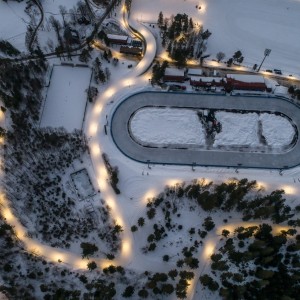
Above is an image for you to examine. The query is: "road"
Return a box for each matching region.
[111,92,300,170]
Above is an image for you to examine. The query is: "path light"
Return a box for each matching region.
[142,189,157,204]
[88,122,98,136]
[203,241,215,259]
[122,239,131,257]
[280,185,297,195]
[91,143,101,156]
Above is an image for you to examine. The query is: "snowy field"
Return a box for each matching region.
[129,107,296,149]
[131,0,300,76]
[0,1,29,51]
[260,113,296,147]
[215,112,296,148]
[40,65,92,132]
[130,107,206,146]
[214,112,259,147]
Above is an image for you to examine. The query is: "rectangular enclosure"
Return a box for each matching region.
[40,65,92,132]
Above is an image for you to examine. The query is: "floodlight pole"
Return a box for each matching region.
[257,48,271,72]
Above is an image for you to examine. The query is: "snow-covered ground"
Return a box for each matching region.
[214,112,259,147]
[129,107,296,150]
[260,113,295,147]
[0,1,29,51]
[131,0,300,76]
[130,107,206,146]
[40,65,92,132]
[70,168,96,200]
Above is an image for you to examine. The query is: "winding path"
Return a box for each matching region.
[0,0,157,274]
[28,0,44,52]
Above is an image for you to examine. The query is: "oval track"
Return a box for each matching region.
[111,92,300,169]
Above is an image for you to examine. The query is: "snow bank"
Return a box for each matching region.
[260,113,295,147]
[214,112,259,147]
[130,108,206,146]
[130,108,296,150]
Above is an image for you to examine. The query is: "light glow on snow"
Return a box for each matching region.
[143,189,157,204]
[122,239,131,257]
[104,87,116,98]
[89,123,98,136]
[203,241,215,259]
[94,103,103,114]
[280,185,297,195]
[91,144,101,156]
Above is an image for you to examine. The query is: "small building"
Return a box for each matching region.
[120,46,143,56]
[187,68,203,77]
[107,34,129,45]
[226,74,267,92]
[190,76,225,88]
[163,68,185,82]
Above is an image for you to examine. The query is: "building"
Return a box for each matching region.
[163,68,185,82]
[107,34,129,45]
[190,76,225,88]
[120,46,143,56]
[226,74,267,92]
[187,68,203,77]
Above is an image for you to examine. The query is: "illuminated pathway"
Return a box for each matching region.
[1,2,300,300]
[0,0,157,271]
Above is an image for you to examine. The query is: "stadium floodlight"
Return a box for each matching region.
[257,48,272,72]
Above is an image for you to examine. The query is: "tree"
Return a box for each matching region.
[200,274,219,291]
[80,242,98,258]
[122,286,135,298]
[176,259,184,268]
[105,67,111,81]
[222,229,230,237]
[180,271,194,280]
[168,269,178,280]
[148,243,156,251]
[216,51,225,62]
[189,17,194,30]
[227,58,233,67]
[237,56,244,64]
[161,283,174,295]
[158,11,164,27]
[79,48,91,63]
[147,207,156,219]
[203,217,215,231]
[185,257,199,269]
[233,50,242,62]
[87,261,97,271]
[163,254,169,262]
[138,288,149,298]
[131,225,138,232]
[138,217,145,227]
[106,253,115,260]
[113,224,123,234]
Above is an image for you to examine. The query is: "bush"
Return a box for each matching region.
[80,242,98,258]
[122,286,134,298]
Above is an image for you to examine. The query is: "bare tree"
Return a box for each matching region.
[216,51,225,62]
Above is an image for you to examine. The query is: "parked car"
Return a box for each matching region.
[274,69,282,75]
[169,85,186,91]
[265,69,273,73]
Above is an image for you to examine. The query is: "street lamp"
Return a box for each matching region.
[257,48,271,72]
